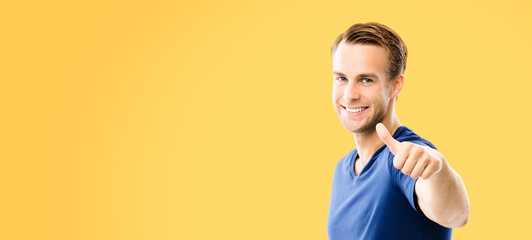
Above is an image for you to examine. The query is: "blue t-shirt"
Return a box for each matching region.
[327,126,452,240]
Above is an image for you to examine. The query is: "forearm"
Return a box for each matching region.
[415,156,470,228]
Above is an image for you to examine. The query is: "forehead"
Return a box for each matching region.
[332,42,388,77]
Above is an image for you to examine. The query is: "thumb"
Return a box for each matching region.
[376,123,399,155]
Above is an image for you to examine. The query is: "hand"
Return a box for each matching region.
[376,123,443,179]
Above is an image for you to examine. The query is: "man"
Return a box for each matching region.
[326,22,470,239]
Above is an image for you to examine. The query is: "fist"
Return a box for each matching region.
[376,123,443,179]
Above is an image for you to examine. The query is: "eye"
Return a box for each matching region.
[361,78,374,84]
[336,76,347,82]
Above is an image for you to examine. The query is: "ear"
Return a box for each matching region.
[390,74,404,99]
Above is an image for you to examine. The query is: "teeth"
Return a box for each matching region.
[345,107,366,113]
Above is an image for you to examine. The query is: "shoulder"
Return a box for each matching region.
[394,126,437,150]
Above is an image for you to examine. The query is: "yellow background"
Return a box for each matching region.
[1,0,531,239]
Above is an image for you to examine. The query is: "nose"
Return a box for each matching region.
[344,81,360,101]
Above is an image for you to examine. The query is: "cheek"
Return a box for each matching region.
[331,90,339,107]
[364,90,381,102]
[332,86,343,100]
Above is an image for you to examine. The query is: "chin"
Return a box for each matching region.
[347,122,377,134]
[343,124,365,134]
[354,128,375,135]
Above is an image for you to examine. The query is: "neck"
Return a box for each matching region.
[353,106,402,163]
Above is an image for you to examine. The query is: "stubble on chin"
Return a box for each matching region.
[351,107,387,136]
[352,124,375,135]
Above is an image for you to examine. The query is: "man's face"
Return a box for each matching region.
[332,42,397,134]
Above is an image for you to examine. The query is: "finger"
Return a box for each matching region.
[393,146,409,169]
[406,147,427,177]
[420,162,437,179]
[376,123,400,155]
[420,159,441,179]
[410,158,430,179]
[401,154,418,176]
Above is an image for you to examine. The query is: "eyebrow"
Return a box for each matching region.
[333,71,380,79]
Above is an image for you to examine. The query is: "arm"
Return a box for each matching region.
[414,148,470,228]
[376,123,470,228]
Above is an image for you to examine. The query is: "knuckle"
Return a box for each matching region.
[404,142,413,149]
[430,158,439,165]
[415,147,424,155]
[393,160,401,169]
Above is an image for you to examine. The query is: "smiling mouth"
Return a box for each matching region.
[343,106,369,113]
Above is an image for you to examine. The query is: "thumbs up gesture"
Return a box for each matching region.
[376,123,444,180]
